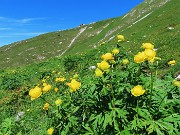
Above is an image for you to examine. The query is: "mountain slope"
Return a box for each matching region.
[0,0,179,69]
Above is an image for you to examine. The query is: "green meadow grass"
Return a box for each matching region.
[0,0,180,134]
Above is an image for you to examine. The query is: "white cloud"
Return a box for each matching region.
[15,18,46,24]
[0,16,46,24]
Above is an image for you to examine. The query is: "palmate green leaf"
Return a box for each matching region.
[88,114,96,122]
[147,121,158,134]
[147,118,176,135]
[72,106,80,114]
[131,116,138,130]
[120,129,131,135]
[138,108,151,120]
[68,116,78,126]
[114,119,120,132]
[92,113,104,129]
[103,112,112,129]
[115,108,128,119]
[83,124,93,133]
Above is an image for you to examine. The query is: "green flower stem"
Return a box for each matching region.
[136,98,139,127]
[149,66,154,110]
[158,87,176,109]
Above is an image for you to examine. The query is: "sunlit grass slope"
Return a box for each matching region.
[0,0,179,69]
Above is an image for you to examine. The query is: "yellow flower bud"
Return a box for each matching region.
[47,127,54,135]
[168,60,176,66]
[112,48,120,55]
[95,68,103,77]
[97,61,110,71]
[66,79,81,92]
[101,53,114,61]
[122,59,129,65]
[173,80,180,87]
[55,99,63,106]
[117,35,125,42]
[43,103,49,110]
[54,87,58,92]
[142,43,154,50]
[43,84,52,93]
[131,85,145,97]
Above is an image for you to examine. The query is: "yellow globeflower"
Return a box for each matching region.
[117,35,125,42]
[55,99,63,106]
[168,60,176,66]
[173,80,180,87]
[134,52,146,63]
[131,85,145,97]
[95,68,103,77]
[56,77,66,82]
[47,127,54,135]
[112,48,120,55]
[43,103,49,110]
[122,59,129,65]
[66,79,81,92]
[29,86,42,100]
[142,43,154,50]
[54,87,58,92]
[43,84,52,93]
[101,53,114,61]
[144,49,156,61]
[97,61,110,71]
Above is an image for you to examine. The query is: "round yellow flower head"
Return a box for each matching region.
[95,68,103,77]
[55,99,63,106]
[134,52,146,63]
[97,61,110,71]
[144,49,156,61]
[101,53,114,61]
[168,60,176,66]
[117,35,125,42]
[122,59,129,65]
[54,87,58,92]
[43,103,49,110]
[66,79,81,92]
[142,43,154,50]
[131,85,145,97]
[173,80,180,87]
[47,127,54,135]
[112,48,120,55]
[43,84,52,93]
[29,86,42,100]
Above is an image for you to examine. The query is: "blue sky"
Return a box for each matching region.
[0,0,143,46]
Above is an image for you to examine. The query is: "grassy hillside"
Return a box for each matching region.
[0,0,180,134]
[0,0,179,69]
